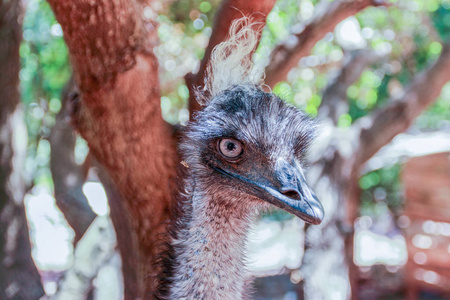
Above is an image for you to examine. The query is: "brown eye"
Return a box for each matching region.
[218,138,243,159]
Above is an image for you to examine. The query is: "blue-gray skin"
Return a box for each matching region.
[157,84,324,300]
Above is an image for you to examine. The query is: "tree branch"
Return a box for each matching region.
[186,0,277,115]
[355,43,450,165]
[364,132,450,173]
[47,0,178,296]
[318,49,380,124]
[48,0,147,92]
[96,163,140,300]
[264,0,389,87]
[0,0,45,298]
[50,80,96,245]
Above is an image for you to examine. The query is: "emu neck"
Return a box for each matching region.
[169,187,257,300]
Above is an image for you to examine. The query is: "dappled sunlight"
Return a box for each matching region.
[25,188,74,271]
[82,181,109,216]
[24,183,117,297]
[354,228,407,267]
[247,218,304,275]
[25,182,111,271]
[25,181,111,270]
[335,17,367,50]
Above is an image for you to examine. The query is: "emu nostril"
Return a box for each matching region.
[281,190,301,199]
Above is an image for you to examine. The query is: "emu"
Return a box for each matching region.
[157,19,324,300]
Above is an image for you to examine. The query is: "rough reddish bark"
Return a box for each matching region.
[186,0,277,114]
[50,80,96,245]
[47,0,177,296]
[264,0,389,87]
[0,0,45,298]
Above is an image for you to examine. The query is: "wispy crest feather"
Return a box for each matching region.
[198,17,264,105]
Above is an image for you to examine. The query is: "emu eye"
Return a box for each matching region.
[218,138,243,159]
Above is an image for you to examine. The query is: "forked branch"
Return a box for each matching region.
[265,0,389,87]
[50,81,96,245]
[318,49,380,124]
[355,43,450,166]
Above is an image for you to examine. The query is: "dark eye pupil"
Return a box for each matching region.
[226,142,235,151]
[218,138,243,159]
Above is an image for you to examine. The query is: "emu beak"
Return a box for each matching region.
[213,158,324,224]
[268,158,324,225]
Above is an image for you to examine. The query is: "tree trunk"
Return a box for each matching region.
[303,145,353,300]
[0,0,45,298]
[47,0,178,296]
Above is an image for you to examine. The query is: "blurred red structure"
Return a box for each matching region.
[401,152,450,300]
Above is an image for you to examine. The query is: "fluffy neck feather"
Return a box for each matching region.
[167,182,257,300]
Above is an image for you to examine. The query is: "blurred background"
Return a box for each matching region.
[1,0,450,299]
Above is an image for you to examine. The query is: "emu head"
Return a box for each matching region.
[180,19,324,225]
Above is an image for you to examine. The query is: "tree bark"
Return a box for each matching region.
[50,80,140,297]
[45,1,450,299]
[303,51,380,299]
[50,80,96,245]
[48,0,281,296]
[47,0,178,297]
[97,163,140,300]
[303,145,353,300]
[0,0,45,298]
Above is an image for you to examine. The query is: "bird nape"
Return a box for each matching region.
[156,18,324,300]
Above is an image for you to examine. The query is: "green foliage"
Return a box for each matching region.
[264,0,302,44]
[19,0,450,214]
[415,82,450,129]
[360,165,403,216]
[160,0,450,130]
[20,0,70,190]
[157,0,220,124]
[432,2,450,40]
[159,0,450,222]
[168,0,219,35]
[21,0,70,106]
[262,0,450,220]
